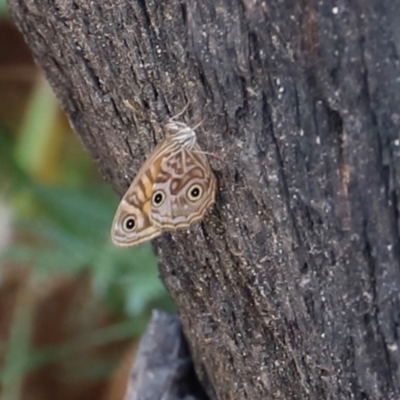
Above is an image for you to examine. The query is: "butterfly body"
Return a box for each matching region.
[111,120,216,247]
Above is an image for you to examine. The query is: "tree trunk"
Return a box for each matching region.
[8,0,400,398]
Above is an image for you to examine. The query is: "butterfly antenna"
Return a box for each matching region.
[170,101,191,121]
[192,117,207,131]
[124,99,141,115]
[192,149,222,160]
[124,99,159,126]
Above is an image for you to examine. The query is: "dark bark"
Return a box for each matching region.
[8,0,400,398]
[124,311,208,400]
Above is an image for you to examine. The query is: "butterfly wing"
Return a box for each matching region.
[110,138,171,247]
[111,198,161,246]
[149,145,216,229]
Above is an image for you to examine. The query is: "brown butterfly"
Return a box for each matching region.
[111,120,216,247]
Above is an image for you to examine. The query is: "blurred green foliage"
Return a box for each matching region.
[0,123,172,319]
[0,0,8,19]
[0,75,174,398]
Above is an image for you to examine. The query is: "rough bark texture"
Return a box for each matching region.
[8,0,400,398]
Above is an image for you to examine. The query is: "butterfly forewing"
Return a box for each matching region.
[111,139,174,246]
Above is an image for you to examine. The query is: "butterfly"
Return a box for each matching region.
[111,120,217,247]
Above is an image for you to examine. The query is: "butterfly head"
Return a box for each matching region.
[165,121,197,149]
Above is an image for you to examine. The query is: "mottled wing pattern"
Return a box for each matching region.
[149,144,216,229]
[111,136,181,246]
